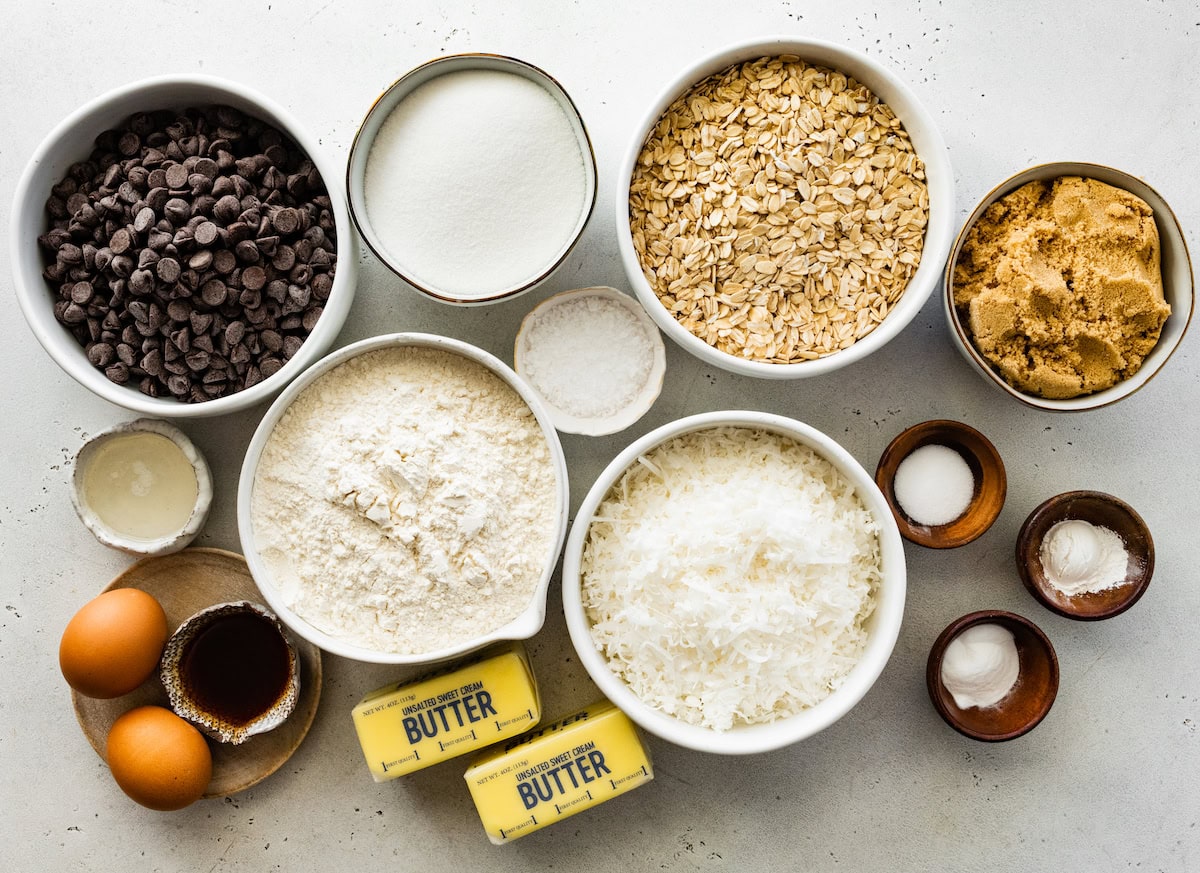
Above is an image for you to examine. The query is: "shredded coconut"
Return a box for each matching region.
[581,426,881,731]
[250,346,559,655]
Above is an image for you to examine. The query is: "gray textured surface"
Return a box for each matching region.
[2,1,1197,870]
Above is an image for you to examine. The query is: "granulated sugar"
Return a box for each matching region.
[364,68,587,298]
[250,345,559,655]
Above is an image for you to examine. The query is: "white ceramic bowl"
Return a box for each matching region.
[944,162,1194,411]
[11,74,357,417]
[237,332,570,665]
[562,410,907,754]
[70,417,213,556]
[514,286,666,436]
[347,54,597,305]
[615,36,955,380]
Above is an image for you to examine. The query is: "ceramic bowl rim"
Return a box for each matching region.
[942,161,1194,411]
[236,332,570,665]
[10,73,357,417]
[561,409,907,754]
[614,35,955,380]
[346,52,598,306]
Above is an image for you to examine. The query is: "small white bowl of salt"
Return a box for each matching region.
[515,287,666,436]
[347,54,597,305]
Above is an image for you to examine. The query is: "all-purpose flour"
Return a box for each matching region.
[251,346,559,655]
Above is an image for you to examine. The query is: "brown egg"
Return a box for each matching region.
[60,588,169,698]
[106,705,212,811]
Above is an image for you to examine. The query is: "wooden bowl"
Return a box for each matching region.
[875,420,1006,548]
[926,610,1058,742]
[1016,491,1154,621]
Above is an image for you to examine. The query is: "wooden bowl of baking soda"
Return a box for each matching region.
[875,420,1006,548]
[1016,490,1154,621]
[927,610,1059,742]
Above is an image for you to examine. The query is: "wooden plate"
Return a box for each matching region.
[71,547,322,798]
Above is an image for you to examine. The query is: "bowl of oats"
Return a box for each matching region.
[619,37,954,378]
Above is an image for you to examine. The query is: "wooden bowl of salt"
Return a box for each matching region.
[875,420,1006,548]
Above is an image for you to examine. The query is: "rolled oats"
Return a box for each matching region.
[629,56,929,363]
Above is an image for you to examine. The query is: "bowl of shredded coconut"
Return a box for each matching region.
[238,333,569,664]
[562,410,906,754]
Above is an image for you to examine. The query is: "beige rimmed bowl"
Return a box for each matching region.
[11,74,357,417]
[347,53,597,306]
[70,417,212,556]
[944,162,1194,411]
[616,36,955,380]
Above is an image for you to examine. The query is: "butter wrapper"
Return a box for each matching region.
[464,699,653,844]
[351,642,540,781]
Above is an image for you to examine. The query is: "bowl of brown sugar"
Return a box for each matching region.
[944,162,1194,411]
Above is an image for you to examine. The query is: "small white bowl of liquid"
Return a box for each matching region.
[71,419,213,555]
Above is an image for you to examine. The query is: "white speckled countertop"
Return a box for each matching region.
[2,1,1197,869]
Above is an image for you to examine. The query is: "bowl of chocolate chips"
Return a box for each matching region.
[11,75,356,416]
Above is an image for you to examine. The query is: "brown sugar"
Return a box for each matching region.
[953,176,1169,399]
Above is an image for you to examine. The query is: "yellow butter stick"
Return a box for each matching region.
[464,699,653,844]
[351,642,540,781]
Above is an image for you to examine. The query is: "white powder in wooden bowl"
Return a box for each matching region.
[364,68,588,299]
[250,345,559,655]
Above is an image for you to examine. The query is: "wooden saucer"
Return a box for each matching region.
[71,547,322,798]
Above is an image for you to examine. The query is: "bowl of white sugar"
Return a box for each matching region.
[347,54,597,305]
[237,333,569,664]
[562,410,906,754]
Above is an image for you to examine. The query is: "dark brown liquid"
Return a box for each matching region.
[180,611,291,726]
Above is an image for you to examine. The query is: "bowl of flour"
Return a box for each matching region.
[237,333,569,664]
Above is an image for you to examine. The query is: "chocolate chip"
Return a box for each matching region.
[200,279,227,306]
[193,221,219,246]
[164,201,191,227]
[210,254,235,278]
[129,269,155,296]
[189,312,213,336]
[156,257,181,284]
[141,348,164,377]
[87,343,115,367]
[118,132,141,157]
[271,245,295,271]
[235,240,260,264]
[269,206,299,235]
[70,282,94,305]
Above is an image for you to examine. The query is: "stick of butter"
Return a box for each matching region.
[351,642,540,781]
[464,699,653,844]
